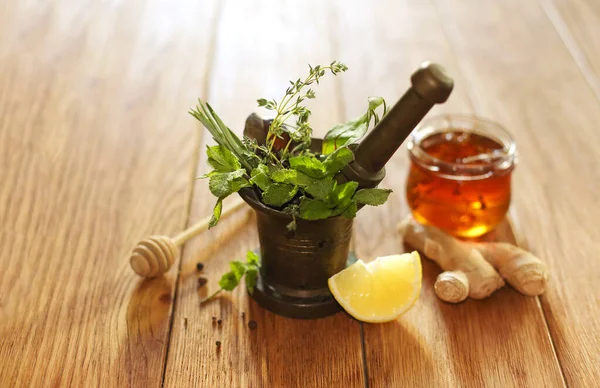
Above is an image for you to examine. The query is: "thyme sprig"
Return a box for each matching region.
[257,61,348,156]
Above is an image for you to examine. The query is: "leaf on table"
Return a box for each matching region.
[246,251,260,266]
[229,261,247,282]
[218,271,240,291]
[245,267,258,295]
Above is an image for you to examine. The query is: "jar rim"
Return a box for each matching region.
[407,114,516,180]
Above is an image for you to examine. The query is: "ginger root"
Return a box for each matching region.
[398,217,549,303]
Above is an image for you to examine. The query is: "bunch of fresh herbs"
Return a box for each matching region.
[190,61,391,230]
[190,61,392,299]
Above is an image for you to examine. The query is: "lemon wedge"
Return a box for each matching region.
[328,252,422,323]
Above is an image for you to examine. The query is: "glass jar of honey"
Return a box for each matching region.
[406,115,516,238]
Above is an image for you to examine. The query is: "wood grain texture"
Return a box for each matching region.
[162,1,365,387]
[435,0,600,385]
[330,0,565,386]
[540,0,600,101]
[0,0,218,386]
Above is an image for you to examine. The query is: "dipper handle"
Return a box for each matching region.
[341,62,454,188]
[130,199,247,278]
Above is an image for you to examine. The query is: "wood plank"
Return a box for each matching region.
[330,0,566,386]
[434,0,600,385]
[0,1,218,386]
[539,0,600,101]
[163,1,365,387]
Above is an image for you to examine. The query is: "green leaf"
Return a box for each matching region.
[299,197,333,220]
[322,96,387,154]
[321,137,350,155]
[209,173,231,198]
[367,96,385,111]
[218,271,240,291]
[353,188,392,206]
[199,170,220,179]
[246,251,260,266]
[327,181,359,208]
[230,176,251,193]
[208,169,250,198]
[322,117,368,152]
[206,145,241,172]
[323,147,354,175]
[208,197,223,229]
[245,267,258,294]
[341,201,358,219]
[305,179,335,200]
[251,163,269,177]
[271,169,313,186]
[289,155,326,178]
[250,164,272,191]
[262,183,298,207]
[229,261,247,281]
[257,98,268,107]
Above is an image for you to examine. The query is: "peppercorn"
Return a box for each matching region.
[248,320,257,330]
[196,262,204,271]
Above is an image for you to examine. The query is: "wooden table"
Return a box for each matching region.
[1,0,599,386]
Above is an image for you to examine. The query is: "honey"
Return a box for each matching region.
[406,115,516,238]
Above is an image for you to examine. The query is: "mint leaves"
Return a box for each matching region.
[305,179,335,200]
[289,154,327,179]
[251,147,356,222]
[296,180,391,222]
[196,64,393,231]
[238,146,392,225]
[323,147,354,175]
[204,251,261,302]
[207,169,251,228]
[262,183,298,207]
[204,146,252,228]
[299,198,333,220]
[353,188,392,206]
[322,96,387,154]
[270,168,313,186]
[249,164,271,191]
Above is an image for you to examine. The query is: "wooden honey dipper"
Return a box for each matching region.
[130,199,247,278]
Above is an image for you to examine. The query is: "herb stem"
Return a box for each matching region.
[282,138,294,154]
[266,65,338,151]
[203,288,223,303]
